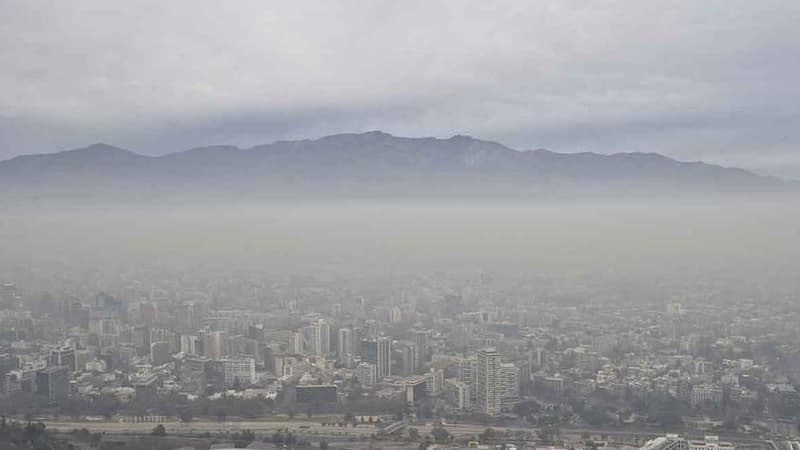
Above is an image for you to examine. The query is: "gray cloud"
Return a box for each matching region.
[1,0,799,177]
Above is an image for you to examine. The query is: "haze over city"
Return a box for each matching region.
[1,3,800,450]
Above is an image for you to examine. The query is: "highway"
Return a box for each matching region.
[39,418,770,447]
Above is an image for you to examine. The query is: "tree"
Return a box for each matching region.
[479,427,495,443]
[537,424,560,444]
[580,404,610,426]
[151,424,166,437]
[234,429,255,448]
[215,409,227,422]
[89,433,103,447]
[179,408,193,423]
[431,427,450,443]
[649,395,685,429]
[90,395,121,419]
[513,400,542,419]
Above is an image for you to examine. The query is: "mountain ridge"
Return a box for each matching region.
[0,131,789,200]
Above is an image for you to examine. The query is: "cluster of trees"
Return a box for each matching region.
[430,427,451,443]
[62,395,122,419]
[71,427,104,446]
[0,393,54,419]
[0,384,416,426]
[0,419,71,450]
[646,395,686,429]
[512,399,542,420]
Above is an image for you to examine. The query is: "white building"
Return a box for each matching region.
[458,356,478,401]
[446,378,471,412]
[688,436,734,450]
[312,320,330,356]
[639,434,733,450]
[499,362,520,409]
[426,368,444,396]
[377,336,392,379]
[355,362,377,386]
[222,358,256,386]
[290,331,304,355]
[337,327,353,362]
[181,335,200,356]
[476,347,502,416]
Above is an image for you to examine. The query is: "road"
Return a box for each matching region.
[42,419,378,439]
[40,418,770,448]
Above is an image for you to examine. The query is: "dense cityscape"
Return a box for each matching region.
[3,2,800,450]
[2,269,800,450]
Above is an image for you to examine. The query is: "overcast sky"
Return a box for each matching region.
[1,1,799,177]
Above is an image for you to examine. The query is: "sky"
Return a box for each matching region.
[1,1,799,178]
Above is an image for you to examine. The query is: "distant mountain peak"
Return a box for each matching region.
[68,143,137,154]
[364,130,391,137]
[0,131,789,200]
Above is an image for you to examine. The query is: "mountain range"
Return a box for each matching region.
[0,131,789,200]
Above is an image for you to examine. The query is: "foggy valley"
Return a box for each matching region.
[3,2,800,450]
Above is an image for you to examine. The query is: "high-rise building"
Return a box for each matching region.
[140,301,158,325]
[36,365,69,403]
[377,336,392,379]
[312,320,330,356]
[426,368,444,396]
[337,327,353,363]
[476,347,502,417]
[150,341,171,365]
[400,342,417,376]
[458,356,477,401]
[446,379,471,412]
[355,362,377,386]
[178,301,203,332]
[204,330,225,359]
[133,326,151,357]
[404,375,428,404]
[366,320,379,338]
[390,306,403,323]
[49,346,76,372]
[134,374,159,403]
[414,330,430,370]
[0,354,17,393]
[181,335,200,355]
[575,347,599,372]
[352,327,365,354]
[360,339,378,363]
[356,296,366,317]
[262,346,275,372]
[499,362,520,409]
[75,349,93,372]
[0,283,19,308]
[221,357,256,387]
[290,331,304,355]
[5,369,35,394]
[535,347,546,368]
[332,303,342,319]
